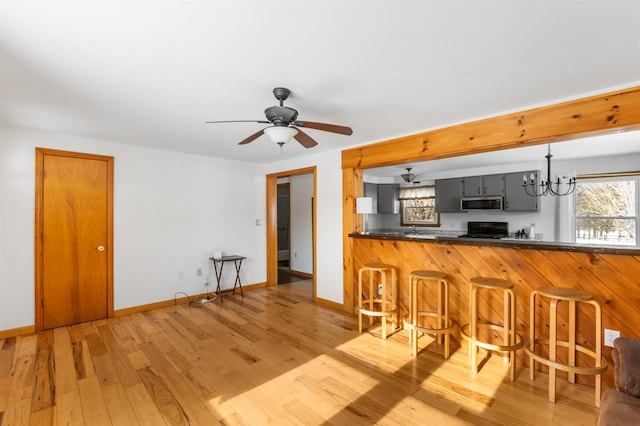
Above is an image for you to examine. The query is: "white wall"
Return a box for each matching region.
[289,174,314,274]
[266,149,344,304]
[0,126,266,331]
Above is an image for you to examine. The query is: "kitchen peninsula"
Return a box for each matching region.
[341,85,640,391]
[348,229,640,388]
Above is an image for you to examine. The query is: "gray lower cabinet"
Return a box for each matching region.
[435,178,463,212]
[377,184,399,214]
[504,171,539,211]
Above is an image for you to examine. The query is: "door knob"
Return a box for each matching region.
[97,245,105,252]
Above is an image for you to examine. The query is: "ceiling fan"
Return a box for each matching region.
[205,87,353,149]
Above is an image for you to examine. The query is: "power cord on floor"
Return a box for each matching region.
[173,284,218,309]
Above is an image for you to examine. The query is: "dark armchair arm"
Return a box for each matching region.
[613,337,640,397]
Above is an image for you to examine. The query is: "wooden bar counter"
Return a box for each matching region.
[349,233,640,389]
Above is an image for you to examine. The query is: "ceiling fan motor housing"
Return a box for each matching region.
[265,106,298,125]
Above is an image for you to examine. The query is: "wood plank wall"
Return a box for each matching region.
[352,237,640,388]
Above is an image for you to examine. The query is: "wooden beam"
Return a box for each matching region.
[342,85,640,169]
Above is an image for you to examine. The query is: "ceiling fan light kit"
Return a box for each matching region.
[206,87,353,150]
[263,126,298,145]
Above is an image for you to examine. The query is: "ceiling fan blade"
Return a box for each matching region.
[292,127,318,148]
[205,120,270,124]
[238,129,264,145]
[292,120,353,135]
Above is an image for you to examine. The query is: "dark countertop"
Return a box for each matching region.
[349,231,640,256]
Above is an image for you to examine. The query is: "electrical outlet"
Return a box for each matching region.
[377,284,383,295]
[604,328,620,347]
[197,268,202,277]
[178,270,184,279]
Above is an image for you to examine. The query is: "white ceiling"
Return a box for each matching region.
[2,1,640,164]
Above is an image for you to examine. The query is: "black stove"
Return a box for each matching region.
[460,221,509,239]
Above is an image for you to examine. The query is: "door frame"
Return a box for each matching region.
[266,166,316,299]
[34,148,114,331]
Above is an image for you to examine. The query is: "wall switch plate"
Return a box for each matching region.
[377,284,383,295]
[604,328,620,347]
[197,268,202,276]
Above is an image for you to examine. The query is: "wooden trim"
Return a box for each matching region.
[341,167,363,313]
[289,269,313,279]
[114,282,268,317]
[0,325,36,339]
[266,175,278,288]
[266,166,317,300]
[315,297,344,311]
[341,85,640,316]
[34,148,115,331]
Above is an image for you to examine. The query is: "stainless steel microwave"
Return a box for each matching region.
[460,197,503,211]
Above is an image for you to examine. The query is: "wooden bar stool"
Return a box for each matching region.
[525,287,608,407]
[461,277,523,381]
[357,263,399,339]
[402,270,454,358]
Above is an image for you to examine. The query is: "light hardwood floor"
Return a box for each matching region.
[0,280,599,425]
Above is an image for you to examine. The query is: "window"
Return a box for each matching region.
[574,177,638,246]
[399,185,440,227]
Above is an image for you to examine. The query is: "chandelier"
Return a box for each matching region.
[523,144,576,197]
[401,167,417,183]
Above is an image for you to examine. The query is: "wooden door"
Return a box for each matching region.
[35,149,114,330]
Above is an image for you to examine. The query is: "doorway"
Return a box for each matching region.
[267,167,316,297]
[277,183,290,269]
[35,148,114,330]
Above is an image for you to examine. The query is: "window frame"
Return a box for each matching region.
[399,185,440,227]
[573,175,639,247]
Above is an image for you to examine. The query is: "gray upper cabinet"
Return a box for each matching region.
[462,174,504,197]
[462,176,483,197]
[483,174,505,196]
[435,178,463,212]
[363,182,378,214]
[504,170,539,211]
[377,184,399,214]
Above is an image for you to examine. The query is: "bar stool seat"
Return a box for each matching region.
[402,270,454,358]
[525,286,608,407]
[461,277,523,381]
[357,263,399,339]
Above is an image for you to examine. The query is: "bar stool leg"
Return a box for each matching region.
[568,299,576,384]
[549,298,559,403]
[392,268,398,335]
[411,275,418,356]
[509,290,517,381]
[593,300,603,407]
[503,290,510,365]
[381,271,387,340]
[529,291,537,381]
[470,285,478,374]
[358,268,364,334]
[443,280,450,358]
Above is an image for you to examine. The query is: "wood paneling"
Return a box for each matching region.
[352,237,640,389]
